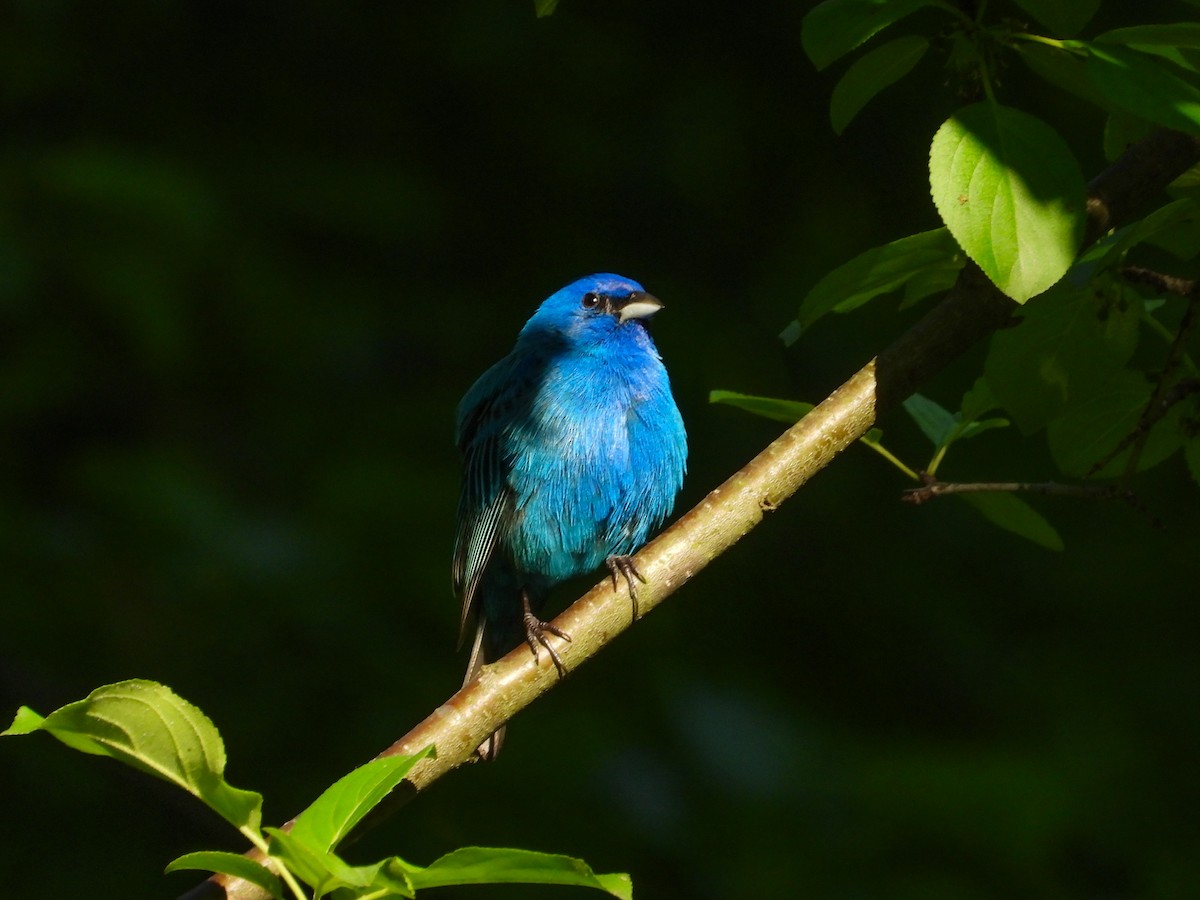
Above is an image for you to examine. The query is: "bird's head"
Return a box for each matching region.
[520,274,664,350]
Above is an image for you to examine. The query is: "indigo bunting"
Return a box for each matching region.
[453,273,687,756]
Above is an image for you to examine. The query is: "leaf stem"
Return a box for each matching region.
[241,830,308,900]
[926,442,950,477]
[860,437,921,480]
[1010,33,1081,53]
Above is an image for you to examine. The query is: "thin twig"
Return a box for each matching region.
[900,477,1163,527]
[1083,267,1200,480]
[902,479,1129,503]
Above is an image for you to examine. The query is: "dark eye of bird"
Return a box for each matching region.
[581,292,599,309]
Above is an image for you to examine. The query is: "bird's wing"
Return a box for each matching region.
[452,361,521,646]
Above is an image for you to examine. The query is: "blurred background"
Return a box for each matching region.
[1,2,1198,898]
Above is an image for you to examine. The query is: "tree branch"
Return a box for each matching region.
[181,129,1200,900]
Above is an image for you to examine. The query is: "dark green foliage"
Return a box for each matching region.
[3,3,1200,900]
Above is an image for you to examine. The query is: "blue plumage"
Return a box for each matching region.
[453,274,687,755]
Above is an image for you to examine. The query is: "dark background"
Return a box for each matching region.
[1,2,1198,898]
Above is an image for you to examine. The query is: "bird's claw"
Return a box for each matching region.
[606,554,647,621]
[522,605,571,678]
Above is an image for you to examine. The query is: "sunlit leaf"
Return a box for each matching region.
[267,829,415,897]
[958,493,1064,551]
[290,749,433,855]
[2,680,262,834]
[930,102,1086,302]
[165,852,282,900]
[411,847,633,900]
[831,36,928,133]
[801,0,933,70]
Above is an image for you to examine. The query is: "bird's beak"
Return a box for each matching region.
[616,292,664,324]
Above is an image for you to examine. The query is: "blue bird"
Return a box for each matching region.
[453,273,687,757]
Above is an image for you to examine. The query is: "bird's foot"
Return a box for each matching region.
[606,554,648,621]
[522,594,571,677]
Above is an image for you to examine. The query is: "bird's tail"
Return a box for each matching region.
[462,617,506,760]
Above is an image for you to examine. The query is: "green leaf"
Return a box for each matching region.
[984,280,1140,433]
[904,393,957,448]
[290,749,433,855]
[709,390,813,424]
[264,829,334,891]
[831,36,928,133]
[1018,43,1113,111]
[1048,370,1186,477]
[268,830,419,898]
[959,377,999,424]
[958,493,1064,551]
[1097,23,1200,51]
[411,847,633,900]
[1086,45,1200,135]
[784,227,963,338]
[930,102,1086,303]
[1071,198,1197,280]
[2,680,263,835]
[801,0,933,70]
[1010,0,1099,35]
[900,262,961,310]
[1103,110,1157,162]
[165,852,283,900]
[534,0,560,16]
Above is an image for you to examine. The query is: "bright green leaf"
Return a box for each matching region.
[709,390,813,424]
[785,227,963,338]
[165,852,283,900]
[958,493,1064,551]
[290,749,433,856]
[801,0,933,70]
[411,847,633,900]
[904,393,956,448]
[930,102,1086,303]
[2,680,263,835]
[984,280,1139,433]
[1086,44,1200,135]
[266,828,412,898]
[831,35,928,133]
[1011,0,1099,35]
[1048,370,1186,477]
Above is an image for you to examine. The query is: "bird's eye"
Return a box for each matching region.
[581,292,599,309]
